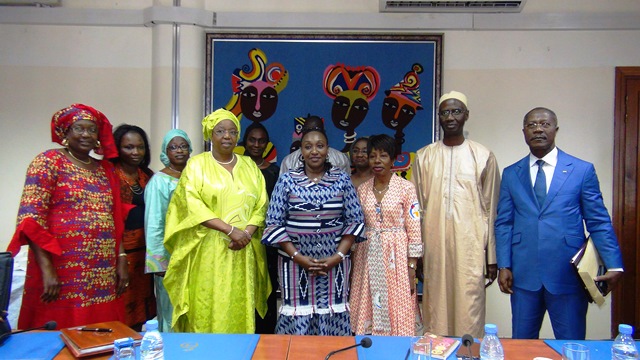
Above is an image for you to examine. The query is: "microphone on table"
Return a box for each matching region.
[0,320,57,345]
[461,333,476,360]
[12,320,57,334]
[325,337,373,360]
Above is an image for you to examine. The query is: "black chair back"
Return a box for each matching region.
[0,252,14,345]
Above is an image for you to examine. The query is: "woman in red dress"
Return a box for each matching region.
[8,104,129,329]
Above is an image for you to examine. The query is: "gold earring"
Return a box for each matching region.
[95,140,101,148]
[62,138,69,147]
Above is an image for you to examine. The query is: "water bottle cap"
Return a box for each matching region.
[484,324,498,334]
[114,337,134,348]
[145,319,159,331]
[619,324,633,335]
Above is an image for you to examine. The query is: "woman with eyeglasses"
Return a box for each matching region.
[350,134,422,336]
[143,129,192,332]
[8,104,128,329]
[163,109,270,333]
[111,124,156,330]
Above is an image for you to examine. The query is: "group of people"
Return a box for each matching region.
[6,89,624,341]
[411,91,622,341]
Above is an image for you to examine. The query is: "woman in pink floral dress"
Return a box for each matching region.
[350,134,423,336]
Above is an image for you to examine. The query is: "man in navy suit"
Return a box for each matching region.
[495,107,623,340]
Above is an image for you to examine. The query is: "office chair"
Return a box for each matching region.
[0,252,14,345]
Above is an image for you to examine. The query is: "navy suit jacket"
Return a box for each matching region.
[495,149,623,295]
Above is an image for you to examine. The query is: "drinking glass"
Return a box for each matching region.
[410,336,432,360]
[562,342,590,360]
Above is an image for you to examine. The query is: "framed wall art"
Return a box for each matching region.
[205,32,443,178]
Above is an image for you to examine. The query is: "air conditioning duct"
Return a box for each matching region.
[380,0,526,13]
[0,0,60,6]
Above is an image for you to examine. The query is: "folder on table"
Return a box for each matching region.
[60,320,142,358]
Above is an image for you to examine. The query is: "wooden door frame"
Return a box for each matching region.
[612,66,640,336]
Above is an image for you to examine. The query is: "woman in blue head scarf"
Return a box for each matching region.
[143,129,192,332]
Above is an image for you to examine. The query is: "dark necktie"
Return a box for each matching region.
[534,159,547,207]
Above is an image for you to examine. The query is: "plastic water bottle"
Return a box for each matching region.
[612,324,639,360]
[113,337,136,360]
[140,319,164,360]
[479,324,504,360]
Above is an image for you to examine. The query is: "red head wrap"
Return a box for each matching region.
[50,104,119,159]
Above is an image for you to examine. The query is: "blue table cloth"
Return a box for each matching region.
[0,331,65,360]
[544,339,640,359]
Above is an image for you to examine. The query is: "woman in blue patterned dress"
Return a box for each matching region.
[262,127,365,336]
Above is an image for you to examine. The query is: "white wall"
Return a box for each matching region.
[1,2,639,340]
[447,30,640,340]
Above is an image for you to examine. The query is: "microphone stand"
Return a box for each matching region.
[325,338,372,360]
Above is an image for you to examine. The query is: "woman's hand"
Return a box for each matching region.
[39,264,61,303]
[409,267,417,295]
[116,256,129,295]
[228,227,251,250]
[27,240,61,303]
[295,255,328,275]
[313,254,343,276]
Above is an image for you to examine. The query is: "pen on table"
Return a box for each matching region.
[79,327,113,332]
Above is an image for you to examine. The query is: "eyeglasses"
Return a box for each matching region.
[438,109,465,117]
[213,129,239,137]
[167,144,189,152]
[70,126,98,135]
[524,121,554,130]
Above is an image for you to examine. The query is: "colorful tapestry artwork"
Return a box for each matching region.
[206,33,442,179]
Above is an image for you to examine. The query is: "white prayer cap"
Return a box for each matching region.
[438,90,468,107]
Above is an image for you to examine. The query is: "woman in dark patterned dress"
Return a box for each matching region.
[243,122,280,334]
[262,127,365,336]
[8,104,128,329]
[111,124,156,330]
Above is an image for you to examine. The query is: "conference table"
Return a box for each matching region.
[0,331,568,360]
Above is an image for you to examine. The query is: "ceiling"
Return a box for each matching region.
[0,0,639,30]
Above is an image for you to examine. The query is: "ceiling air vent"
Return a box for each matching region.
[380,0,526,13]
[0,0,60,6]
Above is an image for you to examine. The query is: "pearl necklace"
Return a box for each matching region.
[307,171,324,184]
[212,151,235,165]
[373,183,389,195]
[168,165,182,173]
[66,149,92,165]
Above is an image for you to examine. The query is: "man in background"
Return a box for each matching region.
[279,115,350,175]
